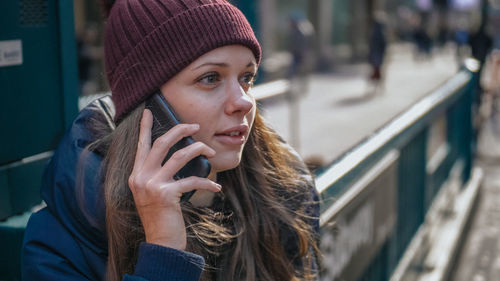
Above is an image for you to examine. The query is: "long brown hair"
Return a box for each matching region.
[90,103,319,281]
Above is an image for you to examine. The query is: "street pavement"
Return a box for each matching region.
[448,114,500,281]
[259,43,459,167]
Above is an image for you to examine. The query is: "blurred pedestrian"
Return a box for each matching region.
[22,1,320,281]
[367,11,388,96]
[286,12,315,151]
[490,46,500,95]
[484,45,500,133]
[287,12,315,101]
[469,21,493,94]
[436,21,449,49]
[454,21,470,61]
[490,22,500,95]
[469,22,493,148]
[412,13,433,60]
[396,6,414,41]
[287,12,314,81]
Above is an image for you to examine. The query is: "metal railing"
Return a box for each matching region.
[317,60,479,281]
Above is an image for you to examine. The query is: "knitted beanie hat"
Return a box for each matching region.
[102,0,261,122]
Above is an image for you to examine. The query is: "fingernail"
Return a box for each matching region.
[192,124,200,129]
[215,183,222,191]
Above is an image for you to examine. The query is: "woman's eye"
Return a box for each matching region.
[240,72,256,88]
[197,72,220,85]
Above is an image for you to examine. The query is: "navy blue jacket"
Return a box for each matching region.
[22,97,319,281]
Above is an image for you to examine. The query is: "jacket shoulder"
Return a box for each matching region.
[22,208,105,280]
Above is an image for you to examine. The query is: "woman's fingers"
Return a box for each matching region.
[133,176,221,250]
[166,177,222,199]
[129,114,216,194]
[132,176,221,207]
[142,123,201,171]
[132,109,153,172]
[158,141,215,180]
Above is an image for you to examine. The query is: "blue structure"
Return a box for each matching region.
[0,1,78,280]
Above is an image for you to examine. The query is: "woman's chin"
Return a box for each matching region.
[210,154,242,174]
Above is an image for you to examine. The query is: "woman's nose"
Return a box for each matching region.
[224,81,254,116]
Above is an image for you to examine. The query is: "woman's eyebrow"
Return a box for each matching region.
[192,61,257,70]
[247,61,257,69]
[193,62,228,69]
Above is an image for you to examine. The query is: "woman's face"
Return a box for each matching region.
[160,45,257,175]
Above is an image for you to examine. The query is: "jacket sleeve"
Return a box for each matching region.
[126,243,205,281]
[22,209,205,281]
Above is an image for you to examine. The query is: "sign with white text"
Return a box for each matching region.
[0,40,23,67]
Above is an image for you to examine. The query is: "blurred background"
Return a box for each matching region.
[73,0,500,95]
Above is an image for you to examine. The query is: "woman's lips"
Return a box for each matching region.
[215,134,246,145]
[215,125,248,145]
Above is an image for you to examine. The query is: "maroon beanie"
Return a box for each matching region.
[103,0,262,122]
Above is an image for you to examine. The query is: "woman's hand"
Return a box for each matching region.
[128,109,221,251]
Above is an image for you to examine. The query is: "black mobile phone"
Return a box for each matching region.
[145,92,211,202]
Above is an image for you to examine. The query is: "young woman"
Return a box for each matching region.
[22,1,319,280]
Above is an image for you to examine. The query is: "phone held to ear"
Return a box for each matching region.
[145,92,211,202]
